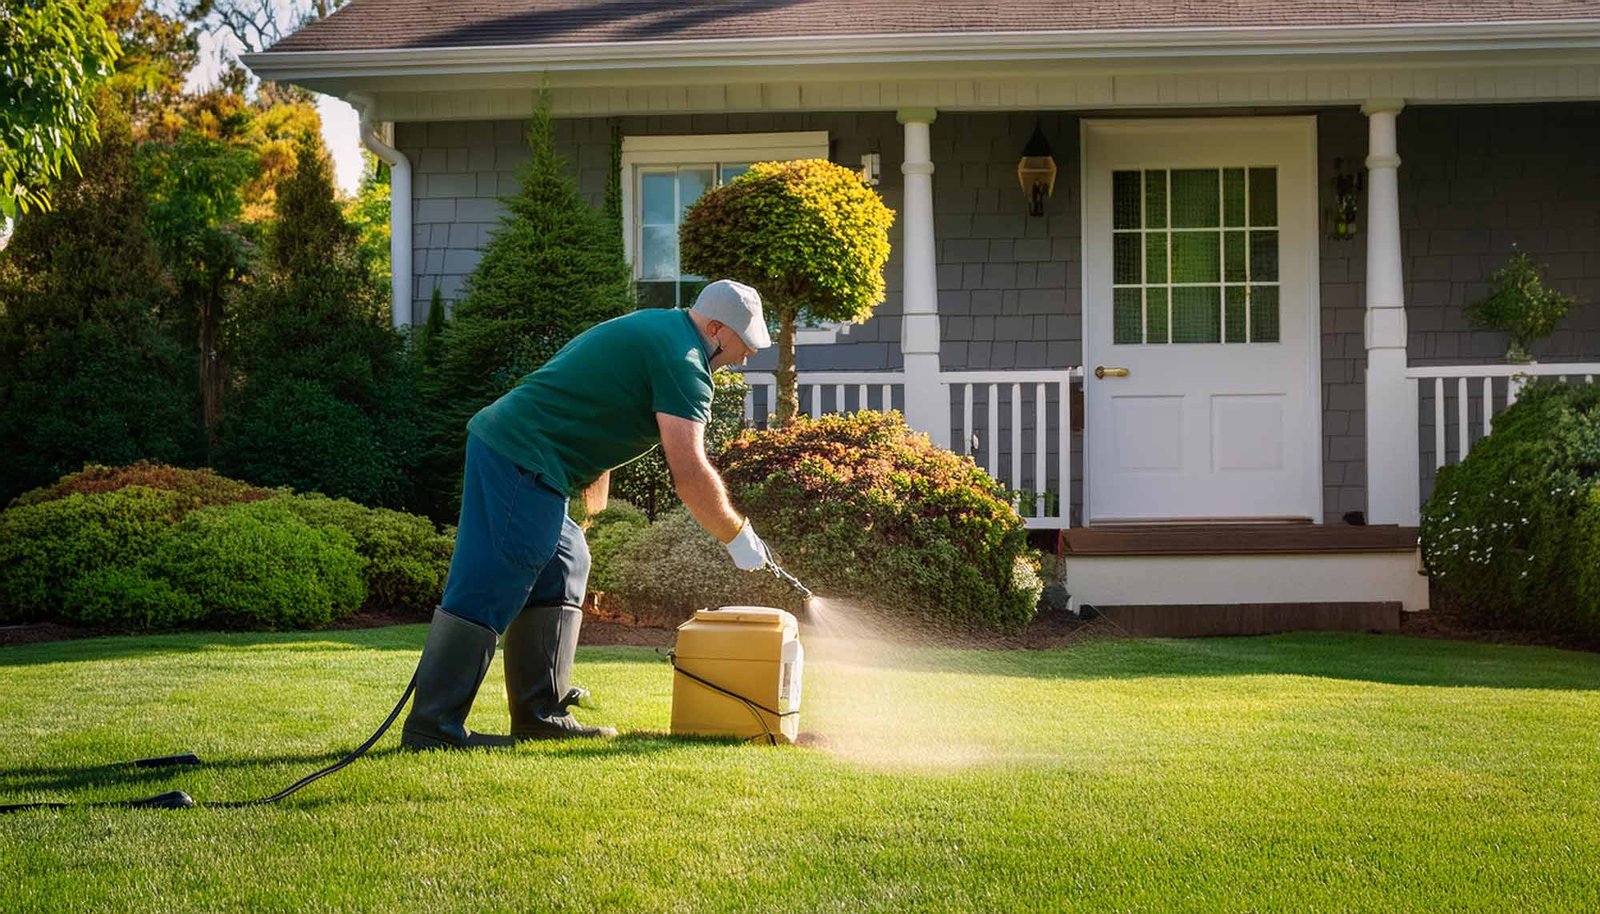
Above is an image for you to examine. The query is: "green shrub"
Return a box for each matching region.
[63,565,203,630]
[273,493,452,612]
[612,369,750,519]
[146,500,367,630]
[1421,381,1600,636]
[216,378,411,506]
[1573,488,1600,636]
[10,462,273,509]
[586,500,650,595]
[0,487,190,622]
[0,320,204,504]
[715,410,1042,631]
[609,507,797,620]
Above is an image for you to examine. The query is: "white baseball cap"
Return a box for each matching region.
[691,279,772,350]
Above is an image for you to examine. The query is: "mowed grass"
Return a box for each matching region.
[1,627,1598,913]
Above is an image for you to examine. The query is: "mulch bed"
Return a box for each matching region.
[3,605,1596,654]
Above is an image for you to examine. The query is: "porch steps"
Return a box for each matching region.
[1062,524,1428,634]
[1090,602,1401,638]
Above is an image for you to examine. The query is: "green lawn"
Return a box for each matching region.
[1,627,1597,913]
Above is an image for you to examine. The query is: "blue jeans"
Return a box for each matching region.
[440,434,590,634]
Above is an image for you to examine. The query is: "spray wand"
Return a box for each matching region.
[763,560,812,601]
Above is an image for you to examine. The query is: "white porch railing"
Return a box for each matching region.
[737,368,1083,530]
[1407,363,1600,470]
[737,371,906,424]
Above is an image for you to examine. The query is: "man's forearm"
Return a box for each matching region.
[673,460,743,543]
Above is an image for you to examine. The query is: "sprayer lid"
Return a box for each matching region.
[695,606,796,627]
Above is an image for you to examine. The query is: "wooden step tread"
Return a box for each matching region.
[1063,524,1420,556]
[1091,601,1403,638]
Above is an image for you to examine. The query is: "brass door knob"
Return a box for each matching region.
[1094,366,1130,379]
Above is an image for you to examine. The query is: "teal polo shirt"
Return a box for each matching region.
[467,309,714,496]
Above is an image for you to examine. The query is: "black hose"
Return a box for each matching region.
[0,675,416,814]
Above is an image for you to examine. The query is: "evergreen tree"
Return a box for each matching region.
[215,132,419,507]
[0,100,202,500]
[418,94,631,519]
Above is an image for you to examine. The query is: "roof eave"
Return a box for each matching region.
[242,20,1600,82]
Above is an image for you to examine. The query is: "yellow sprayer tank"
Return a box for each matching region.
[670,606,802,745]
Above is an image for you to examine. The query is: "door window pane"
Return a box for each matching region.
[1223,231,1247,283]
[1224,285,1248,344]
[1171,169,1220,228]
[1171,233,1220,284]
[1113,288,1143,344]
[1114,234,1142,285]
[1113,171,1142,230]
[1249,231,1279,282]
[1223,168,1246,227]
[1249,168,1278,225]
[1171,287,1221,344]
[1145,234,1168,284]
[1144,170,1168,229]
[1146,287,1169,344]
[1250,286,1280,342]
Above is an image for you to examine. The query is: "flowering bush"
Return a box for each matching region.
[1421,380,1600,635]
[715,410,1041,631]
[9,462,273,509]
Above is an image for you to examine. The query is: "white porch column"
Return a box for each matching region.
[1361,100,1420,525]
[897,108,947,447]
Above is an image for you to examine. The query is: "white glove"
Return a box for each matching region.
[724,519,771,571]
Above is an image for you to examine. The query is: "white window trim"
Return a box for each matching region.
[621,131,847,344]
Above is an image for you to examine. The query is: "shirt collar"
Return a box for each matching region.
[684,308,713,366]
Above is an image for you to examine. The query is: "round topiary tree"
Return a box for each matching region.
[680,159,893,426]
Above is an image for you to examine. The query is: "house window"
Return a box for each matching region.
[635,163,750,309]
[622,132,829,309]
[1111,167,1280,345]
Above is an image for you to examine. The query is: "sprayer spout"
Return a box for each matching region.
[766,562,813,601]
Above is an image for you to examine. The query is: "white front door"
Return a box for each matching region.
[1082,117,1321,524]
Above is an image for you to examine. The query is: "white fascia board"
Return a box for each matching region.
[241,20,1600,82]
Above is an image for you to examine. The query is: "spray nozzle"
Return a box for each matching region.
[765,561,813,601]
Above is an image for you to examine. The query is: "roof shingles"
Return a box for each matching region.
[268,0,1600,53]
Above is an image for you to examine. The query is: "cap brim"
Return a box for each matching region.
[740,322,773,350]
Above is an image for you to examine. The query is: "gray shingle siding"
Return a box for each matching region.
[399,102,1600,526]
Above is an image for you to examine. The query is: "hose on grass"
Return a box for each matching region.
[0,676,417,814]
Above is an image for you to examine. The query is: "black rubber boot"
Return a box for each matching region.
[401,609,515,750]
[504,605,617,740]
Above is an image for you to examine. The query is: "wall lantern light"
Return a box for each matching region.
[859,152,881,187]
[1017,123,1058,217]
[1329,157,1363,241]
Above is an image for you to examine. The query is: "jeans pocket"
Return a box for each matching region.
[496,472,563,572]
